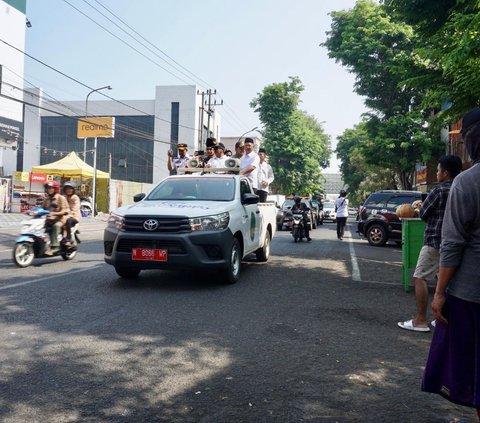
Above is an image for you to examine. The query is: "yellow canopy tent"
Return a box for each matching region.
[31,151,109,179]
[31,151,110,212]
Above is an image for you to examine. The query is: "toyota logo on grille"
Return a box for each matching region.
[143,219,159,231]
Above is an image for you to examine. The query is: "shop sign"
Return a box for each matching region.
[14,171,30,182]
[77,117,115,138]
[30,173,47,183]
[416,163,427,185]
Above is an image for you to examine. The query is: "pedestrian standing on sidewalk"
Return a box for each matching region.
[422,107,480,422]
[398,155,462,332]
[334,190,348,240]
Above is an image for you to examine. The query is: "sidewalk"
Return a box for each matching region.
[0,212,109,228]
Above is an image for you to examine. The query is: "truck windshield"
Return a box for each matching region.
[146,178,235,201]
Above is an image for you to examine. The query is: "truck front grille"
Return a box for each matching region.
[123,216,191,233]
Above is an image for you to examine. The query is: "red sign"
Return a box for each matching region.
[30,173,47,183]
[131,248,168,262]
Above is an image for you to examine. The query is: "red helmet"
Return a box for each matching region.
[44,181,60,194]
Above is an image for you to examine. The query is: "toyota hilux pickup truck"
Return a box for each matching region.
[104,174,277,283]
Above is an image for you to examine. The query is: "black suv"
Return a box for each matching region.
[357,190,422,246]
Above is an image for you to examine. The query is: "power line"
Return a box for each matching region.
[74,0,252,132]
[79,0,207,90]
[0,37,200,132]
[91,0,215,91]
[61,0,194,87]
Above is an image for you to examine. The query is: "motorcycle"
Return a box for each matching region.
[13,207,80,268]
[290,212,306,243]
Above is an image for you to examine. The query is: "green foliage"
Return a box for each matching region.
[323,0,444,190]
[384,0,480,122]
[250,77,331,195]
[336,122,399,204]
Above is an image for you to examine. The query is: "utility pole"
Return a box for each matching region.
[197,90,205,149]
[197,89,223,150]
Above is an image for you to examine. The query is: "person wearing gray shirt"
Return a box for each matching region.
[422,107,480,422]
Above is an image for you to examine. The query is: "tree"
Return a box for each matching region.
[384,0,480,121]
[323,0,443,189]
[336,122,399,205]
[250,77,331,194]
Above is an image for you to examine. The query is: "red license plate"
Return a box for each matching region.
[131,248,168,261]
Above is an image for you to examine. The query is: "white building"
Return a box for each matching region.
[0,0,26,177]
[22,85,222,183]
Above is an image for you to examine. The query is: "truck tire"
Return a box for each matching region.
[222,238,241,284]
[366,224,388,247]
[256,232,271,262]
[115,266,141,278]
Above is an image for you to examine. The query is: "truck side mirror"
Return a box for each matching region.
[133,193,146,202]
[241,193,259,205]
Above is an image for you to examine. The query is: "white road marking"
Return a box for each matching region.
[347,224,361,282]
[0,267,92,291]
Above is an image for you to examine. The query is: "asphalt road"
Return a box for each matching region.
[0,220,472,422]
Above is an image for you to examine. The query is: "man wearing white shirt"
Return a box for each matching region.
[257,148,274,202]
[240,138,260,192]
[206,143,227,172]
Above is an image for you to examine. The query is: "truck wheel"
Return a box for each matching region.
[115,266,141,278]
[256,232,271,262]
[366,224,387,247]
[222,238,241,284]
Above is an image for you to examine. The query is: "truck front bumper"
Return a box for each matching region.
[104,228,235,270]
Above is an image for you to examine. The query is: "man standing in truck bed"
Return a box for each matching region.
[239,137,260,193]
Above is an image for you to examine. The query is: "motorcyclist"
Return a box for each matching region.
[42,181,69,255]
[290,196,312,242]
[62,181,81,245]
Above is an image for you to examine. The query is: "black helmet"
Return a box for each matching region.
[339,189,347,197]
[63,181,77,191]
[294,195,301,203]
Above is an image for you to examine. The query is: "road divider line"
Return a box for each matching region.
[0,267,96,291]
[347,224,361,282]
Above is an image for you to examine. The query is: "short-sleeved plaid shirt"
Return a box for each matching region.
[420,180,452,249]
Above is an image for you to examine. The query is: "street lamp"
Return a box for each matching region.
[83,85,112,162]
[237,126,258,144]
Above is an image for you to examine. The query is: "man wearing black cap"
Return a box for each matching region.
[422,107,480,421]
[206,143,227,172]
[257,148,274,202]
[203,137,217,165]
[167,143,190,175]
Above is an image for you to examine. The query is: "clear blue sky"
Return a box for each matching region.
[23,0,366,172]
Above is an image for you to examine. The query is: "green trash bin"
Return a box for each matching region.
[401,218,426,292]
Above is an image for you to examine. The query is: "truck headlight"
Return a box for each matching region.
[189,212,229,231]
[108,213,125,230]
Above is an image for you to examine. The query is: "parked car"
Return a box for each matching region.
[322,201,336,222]
[357,190,422,246]
[278,199,315,231]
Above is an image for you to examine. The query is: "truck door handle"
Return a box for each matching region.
[243,215,248,218]
[256,211,260,214]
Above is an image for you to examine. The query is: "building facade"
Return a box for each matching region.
[0,0,26,177]
[22,85,222,184]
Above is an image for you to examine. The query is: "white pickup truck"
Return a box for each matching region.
[104,174,277,283]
